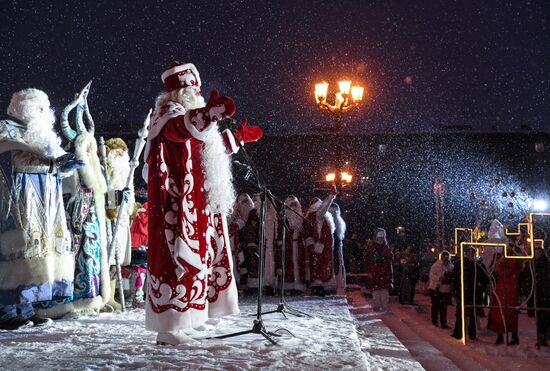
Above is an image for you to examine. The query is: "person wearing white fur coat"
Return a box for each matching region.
[0,89,82,330]
[37,87,111,318]
[103,137,134,267]
[101,137,134,310]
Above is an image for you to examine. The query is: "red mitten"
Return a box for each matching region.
[233,118,263,143]
[205,89,236,120]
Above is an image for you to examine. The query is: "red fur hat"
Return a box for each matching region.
[161,61,201,92]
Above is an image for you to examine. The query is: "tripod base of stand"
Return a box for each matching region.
[260,301,313,319]
[209,319,283,345]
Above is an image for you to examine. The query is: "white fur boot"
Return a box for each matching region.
[156,331,199,346]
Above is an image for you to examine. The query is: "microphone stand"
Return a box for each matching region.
[260,194,312,319]
[211,119,289,344]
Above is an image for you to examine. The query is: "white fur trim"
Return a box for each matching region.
[36,296,103,319]
[183,113,217,141]
[145,276,239,332]
[144,102,187,160]
[0,253,75,290]
[223,129,239,154]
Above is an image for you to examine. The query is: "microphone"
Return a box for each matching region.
[233,160,253,180]
[219,117,239,130]
[233,160,249,168]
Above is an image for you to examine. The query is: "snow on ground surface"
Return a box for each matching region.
[0,295,402,370]
[6,286,548,370]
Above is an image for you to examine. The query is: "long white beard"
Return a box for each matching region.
[22,110,64,157]
[324,211,336,235]
[75,133,107,194]
[107,151,131,190]
[180,89,205,110]
[202,130,235,214]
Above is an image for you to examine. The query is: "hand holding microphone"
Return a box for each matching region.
[223,118,263,144]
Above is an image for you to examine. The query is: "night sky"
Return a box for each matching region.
[0,0,548,135]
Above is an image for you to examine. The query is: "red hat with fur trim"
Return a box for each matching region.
[161,61,201,92]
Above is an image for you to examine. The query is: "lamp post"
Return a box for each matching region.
[314,80,364,133]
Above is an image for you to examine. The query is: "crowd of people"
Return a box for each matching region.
[227,191,347,298]
[427,219,550,347]
[342,219,550,348]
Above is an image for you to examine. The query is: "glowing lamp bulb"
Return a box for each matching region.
[338,80,351,95]
[325,172,336,182]
[351,86,364,102]
[341,172,352,184]
[315,82,329,103]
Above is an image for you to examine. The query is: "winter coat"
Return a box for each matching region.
[130,203,148,248]
[451,258,488,303]
[364,241,393,291]
[429,259,454,293]
[490,258,522,333]
[535,254,550,308]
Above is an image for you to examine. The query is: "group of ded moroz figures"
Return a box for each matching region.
[227,190,348,298]
[0,61,264,346]
[0,61,396,346]
[0,83,147,330]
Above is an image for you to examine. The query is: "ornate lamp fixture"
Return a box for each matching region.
[314,80,364,133]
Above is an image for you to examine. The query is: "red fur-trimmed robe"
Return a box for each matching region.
[304,196,335,286]
[145,102,239,332]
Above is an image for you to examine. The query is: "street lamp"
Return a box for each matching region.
[314,80,364,133]
[325,170,353,188]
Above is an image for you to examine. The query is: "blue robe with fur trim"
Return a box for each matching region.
[0,119,74,306]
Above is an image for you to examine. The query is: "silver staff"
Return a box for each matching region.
[105,109,152,311]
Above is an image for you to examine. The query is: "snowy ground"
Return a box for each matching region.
[4,288,546,370]
[0,295,417,370]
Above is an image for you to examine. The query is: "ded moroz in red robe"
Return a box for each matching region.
[145,101,240,332]
[304,194,336,287]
